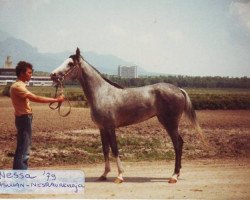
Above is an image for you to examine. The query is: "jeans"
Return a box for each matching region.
[13,114,32,170]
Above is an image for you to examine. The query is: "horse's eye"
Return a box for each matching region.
[68,62,74,67]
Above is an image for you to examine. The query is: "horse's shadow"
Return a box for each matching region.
[85,176,179,183]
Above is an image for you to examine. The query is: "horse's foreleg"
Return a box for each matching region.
[98,129,111,181]
[108,128,124,183]
[115,156,124,183]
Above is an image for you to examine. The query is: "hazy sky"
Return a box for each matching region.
[0,0,249,77]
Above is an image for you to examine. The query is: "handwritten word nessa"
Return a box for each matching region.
[0,171,36,179]
[0,170,85,194]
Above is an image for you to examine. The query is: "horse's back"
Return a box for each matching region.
[123,82,185,117]
[123,82,185,109]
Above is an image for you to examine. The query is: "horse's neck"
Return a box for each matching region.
[77,59,107,105]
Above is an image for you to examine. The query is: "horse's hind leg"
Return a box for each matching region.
[98,129,111,181]
[157,116,184,183]
[107,128,124,183]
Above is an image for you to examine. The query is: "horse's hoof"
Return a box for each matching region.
[168,177,177,184]
[97,176,107,181]
[114,178,123,184]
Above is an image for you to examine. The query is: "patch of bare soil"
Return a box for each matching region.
[1,159,249,199]
[1,97,249,168]
[0,96,250,198]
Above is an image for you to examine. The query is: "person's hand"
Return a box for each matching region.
[57,94,65,102]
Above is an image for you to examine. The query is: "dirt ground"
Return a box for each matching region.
[0,96,250,199]
[1,159,249,199]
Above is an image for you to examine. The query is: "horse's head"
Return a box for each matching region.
[50,48,81,85]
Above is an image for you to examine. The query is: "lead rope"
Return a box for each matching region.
[49,80,71,117]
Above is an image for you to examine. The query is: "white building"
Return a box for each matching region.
[118,66,138,78]
[0,56,52,86]
[4,56,13,68]
[0,75,53,86]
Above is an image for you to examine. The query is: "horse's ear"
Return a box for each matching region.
[76,47,80,58]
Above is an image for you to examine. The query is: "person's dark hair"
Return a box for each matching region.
[15,61,33,77]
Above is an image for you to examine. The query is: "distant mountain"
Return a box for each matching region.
[83,51,149,75]
[0,30,151,75]
[0,35,62,72]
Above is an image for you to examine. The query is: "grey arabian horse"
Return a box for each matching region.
[51,48,204,184]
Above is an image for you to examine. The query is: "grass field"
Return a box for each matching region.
[1,85,249,109]
[186,88,250,109]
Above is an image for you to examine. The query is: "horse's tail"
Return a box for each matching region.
[180,88,208,146]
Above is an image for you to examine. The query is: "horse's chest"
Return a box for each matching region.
[90,107,115,128]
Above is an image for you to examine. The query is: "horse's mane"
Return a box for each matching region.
[80,56,124,89]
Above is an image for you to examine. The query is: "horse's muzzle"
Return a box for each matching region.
[50,73,62,86]
[50,73,57,80]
